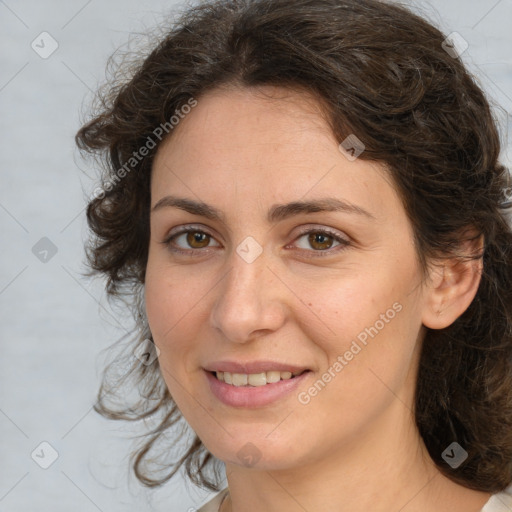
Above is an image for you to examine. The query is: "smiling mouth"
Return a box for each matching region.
[210,369,309,387]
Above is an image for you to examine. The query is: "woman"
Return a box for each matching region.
[76,0,512,510]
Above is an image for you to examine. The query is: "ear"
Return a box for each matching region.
[422,233,484,330]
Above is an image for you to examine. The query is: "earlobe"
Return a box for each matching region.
[422,234,484,330]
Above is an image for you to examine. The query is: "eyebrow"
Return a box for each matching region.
[151,195,376,223]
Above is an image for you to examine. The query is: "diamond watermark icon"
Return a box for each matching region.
[31,32,59,59]
[442,441,468,469]
[339,134,365,161]
[32,237,58,263]
[237,442,262,467]
[236,236,263,264]
[31,441,59,469]
[134,338,160,365]
[442,32,468,59]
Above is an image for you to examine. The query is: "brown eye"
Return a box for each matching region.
[162,227,221,254]
[292,228,351,257]
[186,231,211,248]
[308,232,334,250]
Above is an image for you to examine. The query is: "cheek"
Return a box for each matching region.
[296,259,417,352]
[292,257,422,404]
[144,266,172,343]
[288,293,419,455]
[144,256,218,395]
[144,260,195,359]
[144,262,207,415]
[145,251,203,335]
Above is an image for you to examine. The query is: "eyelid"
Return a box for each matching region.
[160,224,221,251]
[286,225,351,257]
[291,224,350,244]
[164,223,217,241]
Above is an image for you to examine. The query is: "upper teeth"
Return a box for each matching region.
[216,370,302,387]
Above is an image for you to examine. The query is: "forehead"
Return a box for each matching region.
[151,85,396,219]
[153,85,333,166]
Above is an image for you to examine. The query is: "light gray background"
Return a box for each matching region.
[1,1,511,511]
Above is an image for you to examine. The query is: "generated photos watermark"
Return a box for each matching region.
[92,97,198,200]
[339,133,365,161]
[298,301,403,405]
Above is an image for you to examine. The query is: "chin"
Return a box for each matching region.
[204,435,303,471]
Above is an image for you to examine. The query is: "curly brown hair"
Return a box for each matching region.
[76,0,512,494]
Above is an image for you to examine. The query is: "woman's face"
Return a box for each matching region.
[145,85,431,471]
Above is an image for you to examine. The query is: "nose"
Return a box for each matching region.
[209,245,288,344]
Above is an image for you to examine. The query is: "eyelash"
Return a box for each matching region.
[160,225,351,258]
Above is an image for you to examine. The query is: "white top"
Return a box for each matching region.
[197,486,512,512]
[481,486,512,512]
[197,488,229,512]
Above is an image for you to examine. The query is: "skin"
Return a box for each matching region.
[145,85,490,512]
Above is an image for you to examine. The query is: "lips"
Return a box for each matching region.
[204,367,311,407]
